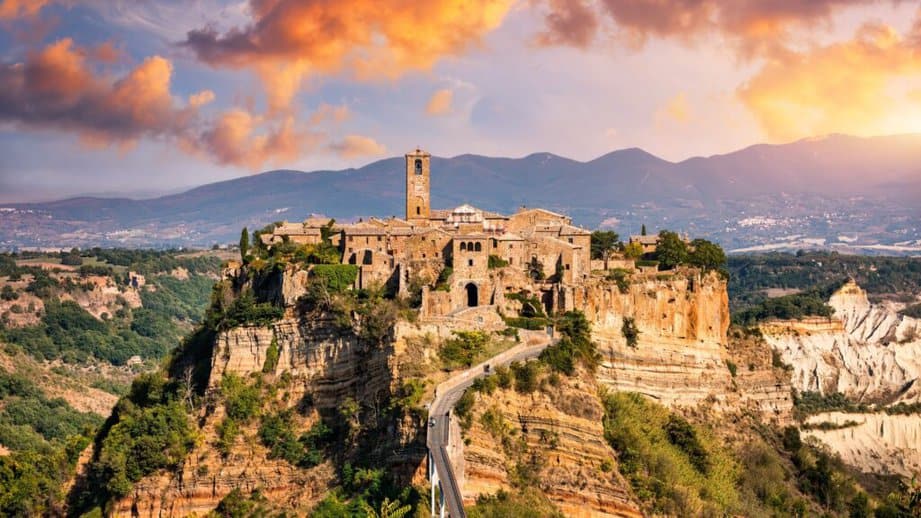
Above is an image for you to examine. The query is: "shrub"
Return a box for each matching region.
[221,374,261,422]
[510,361,540,393]
[621,317,639,348]
[488,255,509,269]
[725,360,737,378]
[439,331,489,369]
[263,337,280,374]
[311,264,359,292]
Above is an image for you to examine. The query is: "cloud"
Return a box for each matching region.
[737,20,921,141]
[0,39,191,144]
[0,38,321,169]
[187,110,323,169]
[330,135,387,159]
[425,88,454,116]
[0,0,51,19]
[188,89,215,108]
[534,0,599,48]
[537,0,900,56]
[657,92,692,124]
[181,0,514,111]
[308,103,351,125]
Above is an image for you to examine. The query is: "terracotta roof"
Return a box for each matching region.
[560,224,591,236]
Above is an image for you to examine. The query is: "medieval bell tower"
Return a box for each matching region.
[405,148,431,221]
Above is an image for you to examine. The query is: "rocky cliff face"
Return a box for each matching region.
[460,372,643,517]
[803,412,921,477]
[762,281,921,404]
[113,313,397,517]
[573,271,736,409]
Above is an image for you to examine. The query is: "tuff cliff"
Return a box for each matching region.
[459,369,643,517]
[575,271,733,408]
[761,280,921,404]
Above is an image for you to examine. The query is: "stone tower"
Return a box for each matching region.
[405,148,431,221]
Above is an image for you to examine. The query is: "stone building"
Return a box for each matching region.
[270,148,594,316]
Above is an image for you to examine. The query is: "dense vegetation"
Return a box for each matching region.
[0,369,102,515]
[0,249,224,515]
[0,250,222,365]
[731,286,837,326]
[728,252,921,312]
[601,391,911,516]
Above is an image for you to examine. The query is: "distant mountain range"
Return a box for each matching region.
[2,134,920,253]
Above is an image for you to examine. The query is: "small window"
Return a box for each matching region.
[416,206,421,215]
[460,242,467,251]
[422,253,426,258]
[509,258,514,265]
[349,236,354,242]
[474,242,482,252]
[565,264,570,270]
[414,159,423,175]
[493,239,498,249]
[377,236,382,241]
[468,259,474,267]
[568,237,573,244]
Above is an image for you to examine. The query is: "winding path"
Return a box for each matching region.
[426,330,555,517]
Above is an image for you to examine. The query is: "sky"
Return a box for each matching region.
[1,0,920,202]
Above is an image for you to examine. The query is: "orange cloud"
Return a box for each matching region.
[330,135,387,159]
[0,38,322,169]
[656,92,692,125]
[534,0,599,48]
[425,88,454,116]
[0,0,50,19]
[188,90,215,108]
[308,103,351,125]
[182,0,514,111]
[738,21,921,141]
[537,0,900,56]
[188,111,322,169]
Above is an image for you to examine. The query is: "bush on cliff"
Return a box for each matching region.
[539,311,599,374]
[74,373,196,512]
[208,291,283,331]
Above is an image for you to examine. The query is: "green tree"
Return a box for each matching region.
[641,224,647,236]
[590,231,620,270]
[239,227,249,261]
[655,231,687,270]
[360,497,412,518]
[687,238,726,271]
[623,242,643,260]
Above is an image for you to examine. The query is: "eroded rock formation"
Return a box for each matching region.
[762,280,921,404]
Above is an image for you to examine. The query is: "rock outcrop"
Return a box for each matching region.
[803,412,921,477]
[762,281,921,404]
[574,271,736,409]
[460,372,643,517]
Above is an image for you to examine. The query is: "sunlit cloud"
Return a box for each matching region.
[181,0,515,111]
[425,88,454,116]
[738,21,921,141]
[656,92,692,125]
[330,135,387,159]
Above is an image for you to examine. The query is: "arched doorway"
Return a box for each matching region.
[465,283,478,307]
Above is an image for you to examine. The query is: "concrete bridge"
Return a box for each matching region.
[426,329,555,517]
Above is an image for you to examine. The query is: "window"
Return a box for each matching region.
[474,242,482,252]
[565,264,570,270]
[468,259,474,267]
[509,258,514,265]
[568,237,573,244]
[493,239,498,248]
[416,206,420,215]
[349,236,354,242]
[414,158,423,175]
[377,236,382,241]
[460,242,467,251]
